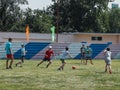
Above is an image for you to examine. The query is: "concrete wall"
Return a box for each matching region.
[0,32,120,44]
[73,33,120,44]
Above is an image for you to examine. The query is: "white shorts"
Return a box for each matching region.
[105,60,111,65]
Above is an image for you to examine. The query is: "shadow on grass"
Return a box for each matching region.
[95,71,106,74]
[95,71,120,74]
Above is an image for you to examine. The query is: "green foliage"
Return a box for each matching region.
[50,0,111,33]
[1,0,120,33]
[0,0,52,33]
[109,8,120,33]
[0,0,28,31]
[0,60,120,90]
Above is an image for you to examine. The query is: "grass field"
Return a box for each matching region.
[0,59,120,90]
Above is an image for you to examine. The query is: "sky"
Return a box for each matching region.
[22,0,53,10]
[108,0,120,8]
[22,0,120,10]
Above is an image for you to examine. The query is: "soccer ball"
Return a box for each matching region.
[72,66,76,70]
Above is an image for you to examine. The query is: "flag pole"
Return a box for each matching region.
[56,0,59,42]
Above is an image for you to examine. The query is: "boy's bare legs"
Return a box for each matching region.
[16,57,24,67]
[105,64,107,72]
[6,59,9,69]
[108,64,112,74]
[37,60,44,66]
[9,58,13,69]
[46,61,52,68]
[81,58,85,63]
[90,59,93,65]
[85,59,88,65]
[58,62,66,70]
[81,54,85,63]
[16,61,23,67]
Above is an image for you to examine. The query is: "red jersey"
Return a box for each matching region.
[44,49,54,59]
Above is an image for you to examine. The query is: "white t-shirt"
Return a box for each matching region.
[104,51,111,61]
[61,50,70,59]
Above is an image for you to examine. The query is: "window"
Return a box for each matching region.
[91,36,102,41]
[98,37,102,41]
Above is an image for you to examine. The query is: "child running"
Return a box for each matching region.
[15,44,27,67]
[104,48,112,74]
[58,47,72,70]
[37,46,54,68]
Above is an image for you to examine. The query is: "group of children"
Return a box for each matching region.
[5,38,26,69]
[80,44,112,74]
[37,46,72,70]
[5,38,72,70]
[80,44,93,65]
[5,38,112,74]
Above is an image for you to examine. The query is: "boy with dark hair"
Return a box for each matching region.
[104,48,112,74]
[58,47,72,70]
[5,38,14,69]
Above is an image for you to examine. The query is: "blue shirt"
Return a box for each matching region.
[5,42,12,54]
[85,47,92,57]
[21,47,26,56]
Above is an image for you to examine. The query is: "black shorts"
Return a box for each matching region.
[21,55,25,58]
[86,56,92,60]
[43,58,51,61]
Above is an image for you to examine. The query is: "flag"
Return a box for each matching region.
[51,26,55,42]
[26,25,29,42]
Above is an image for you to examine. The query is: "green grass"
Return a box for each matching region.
[0,59,120,90]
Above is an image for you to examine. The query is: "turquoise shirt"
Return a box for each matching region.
[5,42,12,54]
[85,47,92,57]
[21,47,26,56]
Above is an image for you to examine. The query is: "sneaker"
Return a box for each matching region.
[109,70,112,74]
[6,67,9,69]
[57,68,61,70]
[15,64,17,67]
[9,66,12,69]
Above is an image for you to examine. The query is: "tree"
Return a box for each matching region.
[23,8,52,33]
[0,0,28,31]
[0,0,53,33]
[109,8,120,33]
[50,0,111,33]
